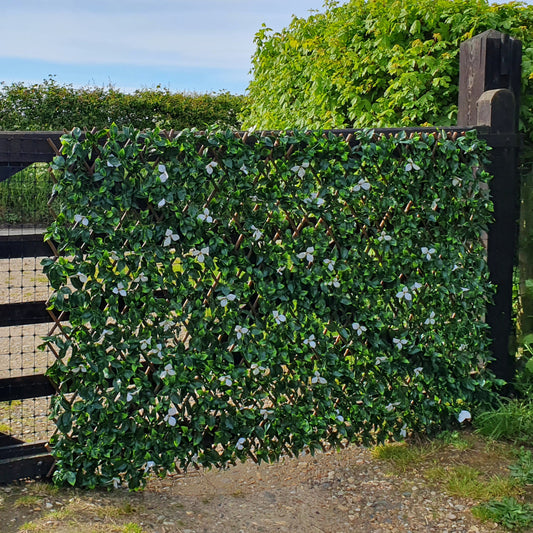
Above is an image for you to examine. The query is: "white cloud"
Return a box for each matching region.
[0,0,327,70]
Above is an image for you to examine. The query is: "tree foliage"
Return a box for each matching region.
[0,77,245,131]
[243,0,533,139]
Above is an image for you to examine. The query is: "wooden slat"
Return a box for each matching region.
[0,449,53,483]
[0,301,53,327]
[0,374,55,402]
[0,229,51,259]
[0,432,23,447]
[0,132,64,164]
[0,164,30,183]
[0,441,48,461]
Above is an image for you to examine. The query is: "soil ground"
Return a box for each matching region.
[0,434,515,533]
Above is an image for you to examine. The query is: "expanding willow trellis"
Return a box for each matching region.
[0,29,522,484]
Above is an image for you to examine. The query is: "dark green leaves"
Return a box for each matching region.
[43,126,495,489]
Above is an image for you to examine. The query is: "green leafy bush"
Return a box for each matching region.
[43,125,495,489]
[0,77,245,131]
[243,0,533,141]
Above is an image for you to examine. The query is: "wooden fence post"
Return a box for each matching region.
[458,30,522,386]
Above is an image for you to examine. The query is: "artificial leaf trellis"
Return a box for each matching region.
[43,126,495,489]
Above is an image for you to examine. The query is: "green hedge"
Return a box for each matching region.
[243,0,533,143]
[0,77,245,131]
[43,125,496,489]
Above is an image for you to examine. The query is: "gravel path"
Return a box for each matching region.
[1,443,505,533]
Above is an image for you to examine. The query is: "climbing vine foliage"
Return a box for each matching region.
[43,126,495,489]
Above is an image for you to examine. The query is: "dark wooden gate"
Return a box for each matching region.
[0,133,63,482]
[0,29,523,484]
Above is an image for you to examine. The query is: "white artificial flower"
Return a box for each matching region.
[76,272,88,284]
[400,424,408,438]
[424,311,436,325]
[160,363,176,379]
[411,282,423,291]
[198,208,213,223]
[291,161,309,178]
[126,392,134,402]
[352,178,371,192]
[157,198,167,208]
[149,343,164,359]
[304,192,325,206]
[164,407,178,426]
[405,158,420,172]
[240,164,248,174]
[378,231,392,242]
[71,363,87,374]
[413,367,423,377]
[335,410,344,423]
[158,164,169,183]
[250,225,263,241]
[272,310,286,325]
[144,461,156,473]
[303,334,317,349]
[375,356,388,365]
[235,437,246,450]
[112,477,121,489]
[452,264,461,272]
[396,286,412,301]
[260,409,273,419]
[352,322,367,336]
[393,338,408,350]
[452,176,462,186]
[191,246,209,263]
[297,246,315,263]
[219,375,233,387]
[74,214,89,226]
[218,293,236,307]
[323,259,335,271]
[327,276,341,288]
[234,325,249,340]
[160,319,174,332]
[112,282,127,297]
[163,229,180,247]
[206,161,218,175]
[251,363,267,375]
[140,337,152,350]
[421,246,436,260]
[311,371,327,385]
[134,272,148,283]
[385,402,400,412]
[458,410,471,423]
[276,266,286,275]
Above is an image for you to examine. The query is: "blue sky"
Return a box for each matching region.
[0,0,328,95]
[0,0,528,96]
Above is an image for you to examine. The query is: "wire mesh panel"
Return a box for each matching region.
[0,163,56,448]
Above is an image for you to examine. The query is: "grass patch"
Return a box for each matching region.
[15,495,42,507]
[370,441,442,472]
[0,163,54,225]
[472,497,533,532]
[442,465,521,501]
[120,524,145,533]
[371,431,531,531]
[435,430,474,451]
[474,400,533,445]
